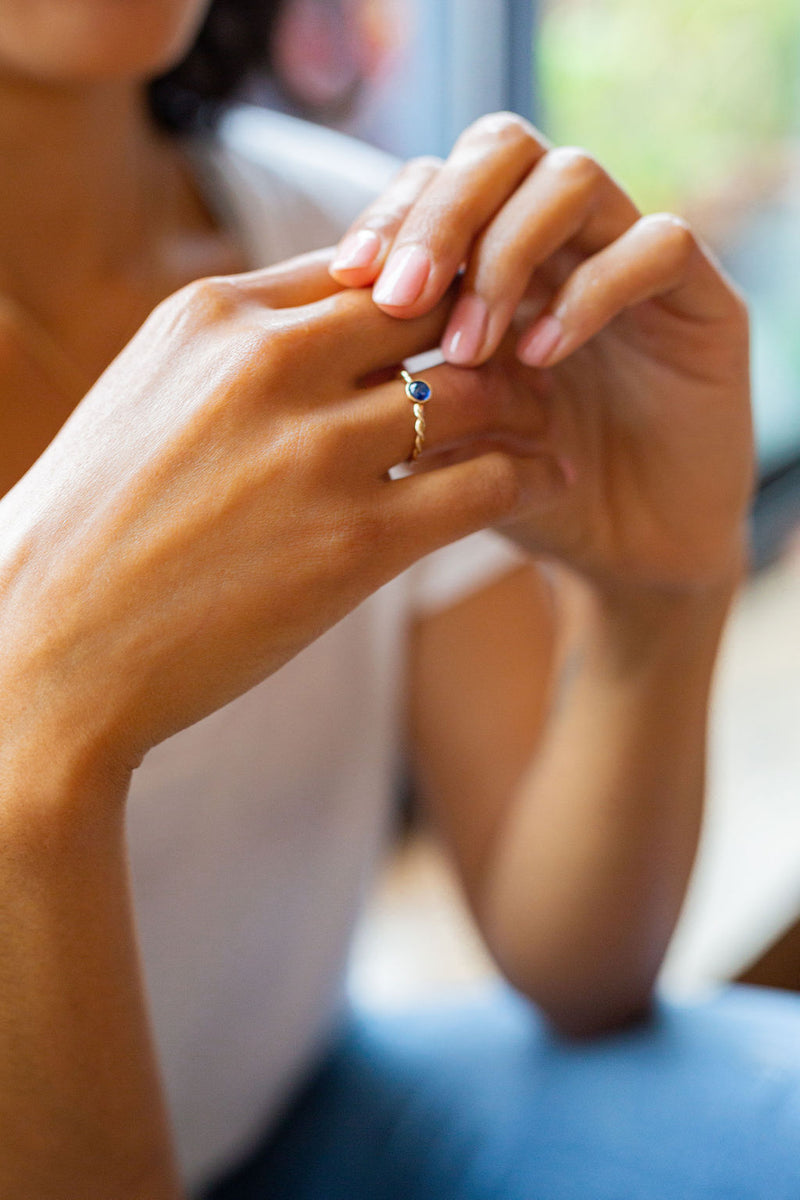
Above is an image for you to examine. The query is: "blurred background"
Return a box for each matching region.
[262,0,800,1003]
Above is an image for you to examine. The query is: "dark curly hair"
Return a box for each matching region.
[147,0,289,134]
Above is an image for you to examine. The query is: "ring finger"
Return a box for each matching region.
[347,360,553,475]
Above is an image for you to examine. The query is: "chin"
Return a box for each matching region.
[0,0,212,85]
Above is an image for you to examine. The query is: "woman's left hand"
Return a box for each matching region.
[330,114,753,595]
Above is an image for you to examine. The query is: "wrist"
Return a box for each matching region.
[0,576,134,826]
[579,564,742,681]
[0,668,132,833]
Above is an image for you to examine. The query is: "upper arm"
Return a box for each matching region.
[408,560,560,916]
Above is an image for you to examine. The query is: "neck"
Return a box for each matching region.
[0,74,181,312]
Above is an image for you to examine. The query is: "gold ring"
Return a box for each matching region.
[401,369,432,462]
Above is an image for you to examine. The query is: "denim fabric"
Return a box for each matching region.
[202,983,800,1200]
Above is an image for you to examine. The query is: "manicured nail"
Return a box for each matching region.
[372,245,430,307]
[518,315,563,366]
[442,294,489,363]
[331,229,382,272]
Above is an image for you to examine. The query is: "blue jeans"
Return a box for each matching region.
[201,983,800,1199]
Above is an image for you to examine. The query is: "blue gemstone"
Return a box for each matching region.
[408,380,431,402]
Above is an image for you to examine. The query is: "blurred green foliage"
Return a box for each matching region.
[539,0,800,211]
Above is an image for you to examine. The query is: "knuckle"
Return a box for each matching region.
[466,110,538,151]
[177,274,242,324]
[360,159,444,234]
[260,316,331,388]
[404,154,444,177]
[545,146,602,190]
[418,209,470,257]
[411,191,483,256]
[642,212,696,262]
[260,318,300,368]
[311,287,369,342]
[228,317,310,401]
[362,204,414,234]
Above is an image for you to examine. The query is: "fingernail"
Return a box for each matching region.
[331,229,382,272]
[518,315,563,366]
[442,294,489,363]
[373,245,430,307]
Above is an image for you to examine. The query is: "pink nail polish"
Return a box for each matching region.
[331,229,382,272]
[442,294,489,363]
[518,315,563,366]
[372,245,430,307]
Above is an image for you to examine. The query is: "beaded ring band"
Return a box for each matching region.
[400,369,432,462]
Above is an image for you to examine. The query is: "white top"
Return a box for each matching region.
[126,106,524,1191]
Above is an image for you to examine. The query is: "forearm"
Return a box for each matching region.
[0,729,182,1200]
[479,572,738,1036]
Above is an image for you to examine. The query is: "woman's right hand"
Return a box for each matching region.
[0,251,534,786]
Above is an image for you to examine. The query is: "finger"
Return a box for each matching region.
[440,148,640,367]
[514,214,746,370]
[370,113,550,316]
[328,157,443,286]
[295,285,459,384]
[381,451,539,567]
[237,248,346,308]
[343,358,551,474]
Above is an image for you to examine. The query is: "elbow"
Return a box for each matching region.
[540,989,655,1041]
[479,894,665,1040]
[492,944,659,1040]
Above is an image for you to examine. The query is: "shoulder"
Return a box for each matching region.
[211,105,400,249]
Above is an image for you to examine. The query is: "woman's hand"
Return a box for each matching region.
[330,114,753,595]
[328,118,755,1034]
[0,250,534,781]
